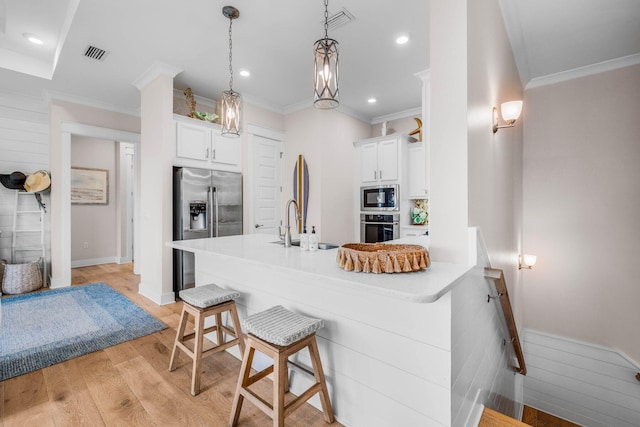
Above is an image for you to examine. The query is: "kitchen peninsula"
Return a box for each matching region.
[168,234,471,426]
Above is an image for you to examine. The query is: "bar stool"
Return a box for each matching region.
[229,305,334,427]
[169,283,245,396]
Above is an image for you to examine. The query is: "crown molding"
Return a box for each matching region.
[525,53,640,90]
[43,89,141,117]
[336,103,370,123]
[371,106,422,125]
[414,69,431,81]
[242,93,285,115]
[283,98,370,123]
[131,61,182,91]
[282,98,312,115]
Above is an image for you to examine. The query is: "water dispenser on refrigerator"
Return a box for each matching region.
[189,201,207,230]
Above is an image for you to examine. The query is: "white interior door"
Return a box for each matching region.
[251,133,283,236]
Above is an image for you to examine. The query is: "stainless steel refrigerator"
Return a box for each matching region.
[173,167,242,294]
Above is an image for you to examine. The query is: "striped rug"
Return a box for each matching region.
[0,283,166,381]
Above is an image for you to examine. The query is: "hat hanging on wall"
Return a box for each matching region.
[24,170,51,193]
[0,171,27,190]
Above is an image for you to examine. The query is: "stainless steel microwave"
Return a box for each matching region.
[361,185,399,211]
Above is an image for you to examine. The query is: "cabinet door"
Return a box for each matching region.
[361,142,379,183]
[212,132,241,167]
[407,143,426,197]
[176,122,210,161]
[377,138,398,181]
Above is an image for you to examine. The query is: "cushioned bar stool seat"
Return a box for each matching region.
[229,305,334,427]
[169,284,245,396]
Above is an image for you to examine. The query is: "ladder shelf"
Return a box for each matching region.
[11,191,47,287]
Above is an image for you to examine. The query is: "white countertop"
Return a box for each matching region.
[167,234,470,303]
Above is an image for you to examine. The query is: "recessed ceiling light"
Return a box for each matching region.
[368,98,377,104]
[239,70,250,77]
[23,33,43,45]
[395,34,410,45]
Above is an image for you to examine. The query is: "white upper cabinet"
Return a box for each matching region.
[176,120,210,160]
[359,137,399,184]
[174,115,241,172]
[212,131,241,166]
[407,142,428,198]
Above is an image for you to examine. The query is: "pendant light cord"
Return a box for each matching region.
[228,17,234,91]
[323,0,329,39]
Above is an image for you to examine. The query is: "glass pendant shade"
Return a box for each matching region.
[221,89,241,137]
[501,100,523,122]
[313,37,339,109]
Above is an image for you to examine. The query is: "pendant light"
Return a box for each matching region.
[221,6,241,137]
[313,0,339,109]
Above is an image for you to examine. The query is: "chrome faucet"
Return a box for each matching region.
[283,198,300,247]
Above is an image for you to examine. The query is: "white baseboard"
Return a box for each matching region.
[137,283,175,306]
[71,256,119,268]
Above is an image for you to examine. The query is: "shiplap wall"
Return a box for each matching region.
[523,329,640,427]
[451,229,520,426]
[0,91,49,266]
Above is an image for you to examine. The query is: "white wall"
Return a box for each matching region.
[522,65,640,363]
[70,136,117,265]
[0,91,49,265]
[466,0,524,326]
[49,99,140,286]
[371,115,421,139]
[283,107,370,245]
[429,0,469,265]
[138,73,175,305]
[451,230,520,426]
[523,330,640,427]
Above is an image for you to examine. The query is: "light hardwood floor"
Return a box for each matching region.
[1,263,343,427]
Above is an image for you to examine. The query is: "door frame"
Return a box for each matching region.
[247,124,284,236]
[54,122,141,287]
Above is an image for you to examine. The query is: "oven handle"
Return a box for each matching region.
[361,221,399,226]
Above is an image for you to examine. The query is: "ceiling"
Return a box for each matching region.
[0,0,638,122]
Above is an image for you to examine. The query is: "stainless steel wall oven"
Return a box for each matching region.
[360,213,399,243]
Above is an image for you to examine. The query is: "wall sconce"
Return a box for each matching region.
[492,100,523,133]
[519,254,537,270]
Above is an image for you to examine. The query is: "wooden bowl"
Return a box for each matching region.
[336,243,430,274]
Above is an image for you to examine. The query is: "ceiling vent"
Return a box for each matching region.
[326,8,355,31]
[83,45,109,61]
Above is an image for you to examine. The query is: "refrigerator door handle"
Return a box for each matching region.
[211,186,219,238]
[207,187,213,238]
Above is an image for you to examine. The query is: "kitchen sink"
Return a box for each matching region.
[270,240,339,250]
[317,243,339,250]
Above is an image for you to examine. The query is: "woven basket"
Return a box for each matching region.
[1,260,43,295]
[336,243,430,274]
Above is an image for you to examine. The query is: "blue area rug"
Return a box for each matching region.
[0,283,166,381]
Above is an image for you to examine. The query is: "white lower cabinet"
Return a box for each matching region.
[174,115,241,172]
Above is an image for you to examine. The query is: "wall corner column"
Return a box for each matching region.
[132,62,182,305]
[429,0,470,265]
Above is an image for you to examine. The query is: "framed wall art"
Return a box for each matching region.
[71,167,109,204]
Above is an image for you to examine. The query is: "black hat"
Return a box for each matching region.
[0,172,26,190]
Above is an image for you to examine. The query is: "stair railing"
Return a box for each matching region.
[484,267,527,375]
